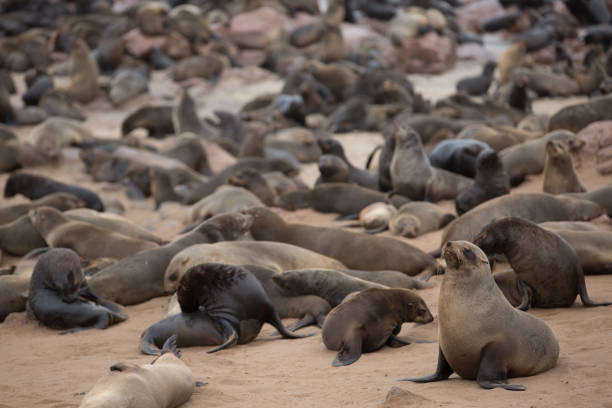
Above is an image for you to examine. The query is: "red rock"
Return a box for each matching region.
[228,7,287,49]
[392,32,457,74]
[577,120,612,154]
[236,49,267,67]
[456,0,504,33]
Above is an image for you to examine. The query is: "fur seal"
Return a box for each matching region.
[456,62,497,96]
[276,183,409,217]
[473,217,612,308]
[322,288,433,366]
[548,94,612,132]
[0,192,84,225]
[428,138,489,178]
[349,202,397,234]
[455,148,510,215]
[121,105,174,138]
[87,213,253,305]
[389,202,455,238]
[442,193,602,244]
[402,241,559,390]
[317,154,350,184]
[499,130,584,186]
[317,137,379,190]
[30,207,157,260]
[28,248,127,334]
[564,185,612,216]
[175,263,309,353]
[186,185,263,225]
[243,207,441,276]
[390,126,472,201]
[456,124,519,152]
[80,335,194,408]
[67,38,99,104]
[542,140,586,194]
[0,214,47,256]
[160,133,212,175]
[163,241,347,293]
[539,228,612,275]
[4,173,105,211]
[227,168,277,206]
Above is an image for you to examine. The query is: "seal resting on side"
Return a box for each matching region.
[400,241,559,391]
[322,288,433,366]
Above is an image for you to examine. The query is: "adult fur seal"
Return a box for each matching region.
[473,217,611,308]
[565,185,612,216]
[548,94,612,132]
[121,105,174,138]
[539,228,612,275]
[276,183,409,217]
[186,185,264,224]
[28,248,127,334]
[30,207,157,260]
[243,207,441,276]
[316,154,350,184]
[80,335,194,408]
[388,202,455,238]
[322,288,433,366]
[542,140,586,194]
[87,213,253,305]
[455,148,510,215]
[441,193,602,244]
[163,241,346,293]
[4,172,105,211]
[401,241,559,391]
[0,192,84,225]
[0,214,48,256]
[151,263,310,354]
[67,38,99,104]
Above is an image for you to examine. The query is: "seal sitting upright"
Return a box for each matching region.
[400,241,559,391]
[28,248,127,334]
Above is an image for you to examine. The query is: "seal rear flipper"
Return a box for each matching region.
[288,313,317,331]
[160,334,182,359]
[268,309,314,339]
[334,214,359,221]
[398,347,454,382]
[140,333,163,356]
[516,281,532,311]
[364,225,389,234]
[477,341,526,391]
[577,267,612,307]
[207,320,238,354]
[332,333,363,367]
[387,334,411,348]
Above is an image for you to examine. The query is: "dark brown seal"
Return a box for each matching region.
[28,248,127,334]
[322,288,433,366]
[473,217,611,308]
[242,207,442,276]
[401,240,559,391]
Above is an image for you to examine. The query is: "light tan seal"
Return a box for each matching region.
[79,335,195,408]
[401,240,559,390]
[542,140,586,194]
[389,202,455,238]
[67,38,99,104]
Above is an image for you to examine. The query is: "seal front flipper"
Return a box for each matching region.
[516,281,532,311]
[207,319,238,354]
[332,330,363,367]
[387,334,411,347]
[477,341,526,391]
[399,347,454,382]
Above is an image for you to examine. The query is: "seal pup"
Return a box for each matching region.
[67,38,99,104]
[316,154,350,184]
[347,202,397,234]
[4,172,105,211]
[30,207,158,260]
[442,193,602,244]
[428,138,490,178]
[186,185,264,224]
[227,168,277,206]
[0,192,84,225]
[80,335,195,408]
[87,212,253,305]
[456,61,497,96]
[121,105,174,138]
[317,137,379,190]
[455,148,510,215]
[389,202,455,238]
[400,240,559,390]
[176,263,311,353]
[322,288,433,366]
[243,207,441,276]
[0,214,48,256]
[542,140,586,194]
[28,248,127,334]
[473,217,612,308]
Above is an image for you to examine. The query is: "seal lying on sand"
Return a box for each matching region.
[322,288,433,366]
[400,241,559,391]
[28,248,127,334]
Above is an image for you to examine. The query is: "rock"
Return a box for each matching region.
[228,7,286,49]
[381,386,436,408]
[163,31,192,60]
[456,0,504,33]
[392,32,456,74]
[577,121,612,155]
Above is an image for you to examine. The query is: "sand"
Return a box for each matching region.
[1,56,611,408]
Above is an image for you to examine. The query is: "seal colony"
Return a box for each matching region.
[0,0,611,406]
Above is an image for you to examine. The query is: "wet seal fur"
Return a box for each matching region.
[473,217,612,309]
[400,240,559,391]
[28,248,127,334]
[322,288,433,366]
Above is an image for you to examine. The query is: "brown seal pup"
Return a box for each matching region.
[455,148,510,215]
[390,126,472,201]
[473,217,611,308]
[186,185,263,224]
[30,207,158,260]
[389,202,455,238]
[276,183,409,218]
[322,288,433,366]
[176,263,311,353]
[456,61,497,96]
[316,154,350,184]
[87,212,253,305]
[348,202,397,234]
[163,241,346,293]
[121,105,175,139]
[80,335,195,408]
[227,168,277,206]
[67,38,99,104]
[317,137,379,190]
[442,193,602,244]
[0,192,84,225]
[542,140,586,194]
[4,172,105,211]
[401,240,559,390]
[243,207,441,276]
[28,248,127,334]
